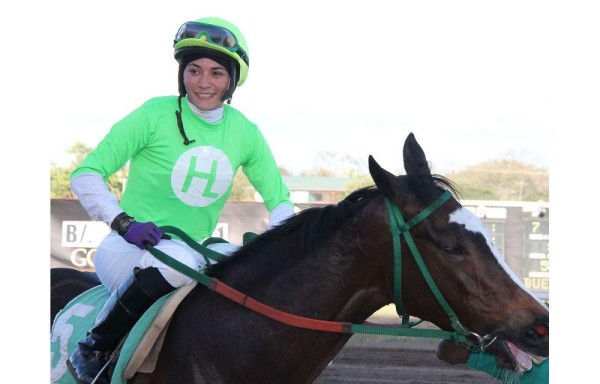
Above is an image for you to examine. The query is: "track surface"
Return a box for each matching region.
[315,337,498,384]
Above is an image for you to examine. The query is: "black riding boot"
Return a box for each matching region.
[67,267,176,384]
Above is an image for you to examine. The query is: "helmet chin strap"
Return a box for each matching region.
[175,96,196,146]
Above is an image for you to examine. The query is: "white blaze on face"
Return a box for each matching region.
[448,207,546,307]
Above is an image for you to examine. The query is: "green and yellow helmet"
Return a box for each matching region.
[173,17,249,102]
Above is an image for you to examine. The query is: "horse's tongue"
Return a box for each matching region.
[506,341,532,372]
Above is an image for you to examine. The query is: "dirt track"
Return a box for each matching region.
[315,337,496,384]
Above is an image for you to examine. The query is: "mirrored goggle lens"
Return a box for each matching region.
[174,22,238,49]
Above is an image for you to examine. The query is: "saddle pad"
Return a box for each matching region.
[50,282,197,384]
[119,281,197,379]
[51,285,109,383]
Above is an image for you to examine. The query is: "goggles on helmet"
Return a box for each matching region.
[174,21,249,66]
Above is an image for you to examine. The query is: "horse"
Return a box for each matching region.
[51,133,549,383]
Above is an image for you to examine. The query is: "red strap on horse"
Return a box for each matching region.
[211,279,348,333]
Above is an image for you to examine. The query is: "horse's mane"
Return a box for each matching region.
[271,185,381,249]
[205,185,380,278]
[205,173,457,279]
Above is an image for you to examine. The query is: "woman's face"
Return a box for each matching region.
[183,58,230,111]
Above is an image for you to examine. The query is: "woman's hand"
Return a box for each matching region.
[111,212,170,249]
[123,221,169,249]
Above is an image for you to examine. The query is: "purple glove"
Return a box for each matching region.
[123,221,167,249]
[111,213,170,249]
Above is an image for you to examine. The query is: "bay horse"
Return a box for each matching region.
[51,133,549,383]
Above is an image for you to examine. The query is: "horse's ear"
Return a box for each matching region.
[369,155,398,199]
[403,133,432,177]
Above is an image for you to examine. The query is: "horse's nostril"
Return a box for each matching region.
[533,324,549,336]
[525,323,549,342]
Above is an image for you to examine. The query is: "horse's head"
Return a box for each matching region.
[368,133,549,372]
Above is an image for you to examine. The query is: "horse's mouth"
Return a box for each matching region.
[491,339,546,373]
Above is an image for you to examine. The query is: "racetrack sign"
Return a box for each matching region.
[61,221,110,248]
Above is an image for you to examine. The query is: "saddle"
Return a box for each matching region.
[121,281,197,378]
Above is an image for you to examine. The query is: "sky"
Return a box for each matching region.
[2,1,600,380]
[39,0,564,176]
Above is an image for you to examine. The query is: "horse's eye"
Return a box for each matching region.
[443,245,466,256]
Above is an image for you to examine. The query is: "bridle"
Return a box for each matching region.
[385,190,497,351]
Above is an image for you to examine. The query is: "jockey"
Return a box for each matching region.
[67,16,294,383]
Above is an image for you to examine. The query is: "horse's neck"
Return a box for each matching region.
[251,206,390,324]
[159,203,393,384]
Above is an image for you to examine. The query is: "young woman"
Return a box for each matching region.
[67,17,294,383]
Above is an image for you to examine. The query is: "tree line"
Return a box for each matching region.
[51,143,548,202]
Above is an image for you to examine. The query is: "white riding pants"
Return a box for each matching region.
[93,231,240,293]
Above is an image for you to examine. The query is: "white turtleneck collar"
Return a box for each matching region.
[186,98,224,123]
